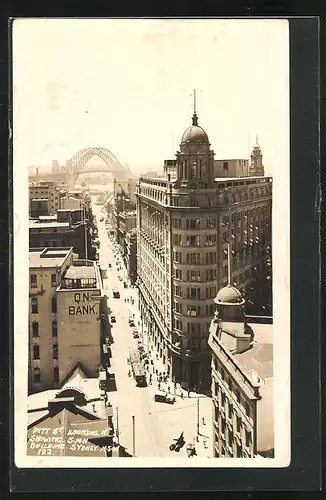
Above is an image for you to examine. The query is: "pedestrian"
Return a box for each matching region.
[167,385,170,393]
[181,391,184,400]
[188,389,190,398]
[202,417,206,426]
[158,381,161,390]
[203,439,207,449]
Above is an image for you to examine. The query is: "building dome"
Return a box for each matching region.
[214,285,245,305]
[181,113,209,144]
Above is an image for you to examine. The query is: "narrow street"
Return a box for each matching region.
[92,200,213,459]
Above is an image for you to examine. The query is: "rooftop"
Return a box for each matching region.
[29,220,70,230]
[27,365,111,457]
[64,266,96,280]
[210,320,273,390]
[38,215,57,221]
[29,247,72,269]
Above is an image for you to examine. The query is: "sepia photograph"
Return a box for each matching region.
[13,18,290,468]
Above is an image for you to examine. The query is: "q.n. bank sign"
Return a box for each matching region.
[68,292,99,316]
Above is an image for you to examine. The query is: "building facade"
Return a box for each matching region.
[214,159,249,178]
[29,181,66,216]
[29,216,95,261]
[29,248,104,393]
[136,110,272,390]
[29,247,74,392]
[208,284,274,458]
[56,262,104,382]
[125,228,137,285]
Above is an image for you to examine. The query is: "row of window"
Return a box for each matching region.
[213,362,252,419]
[173,251,217,265]
[174,268,217,282]
[31,296,57,315]
[33,366,59,384]
[172,234,217,247]
[173,318,211,334]
[174,302,215,317]
[174,285,216,299]
[32,343,58,360]
[173,217,216,229]
[32,321,57,338]
[179,159,210,180]
[30,273,58,288]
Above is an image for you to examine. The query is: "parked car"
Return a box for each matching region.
[110,315,116,323]
[154,391,176,404]
[132,330,139,339]
[128,318,135,327]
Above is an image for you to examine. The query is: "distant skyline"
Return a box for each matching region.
[13,19,289,177]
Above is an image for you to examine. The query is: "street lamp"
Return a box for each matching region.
[196,397,200,441]
[132,415,136,457]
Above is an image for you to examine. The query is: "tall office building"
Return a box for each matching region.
[136,107,272,390]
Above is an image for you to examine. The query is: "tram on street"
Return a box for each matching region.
[132,362,147,387]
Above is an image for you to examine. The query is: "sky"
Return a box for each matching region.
[13,19,289,176]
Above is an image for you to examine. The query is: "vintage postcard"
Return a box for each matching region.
[13,18,290,469]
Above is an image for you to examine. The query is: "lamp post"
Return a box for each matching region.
[196,397,200,440]
[83,202,88,262]
[116,407,120,445]
[132,415,136,457]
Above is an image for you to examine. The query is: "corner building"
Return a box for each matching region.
[136,111,272,391]
[208,285,274,458]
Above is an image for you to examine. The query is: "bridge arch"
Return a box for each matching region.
[70,147,128,182]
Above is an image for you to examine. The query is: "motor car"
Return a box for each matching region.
[132,330,139,339]
[112,288,120,298]
[118,276,123,281]
[154,391,176,404]
[128,319,135,327]
[108,263,112,268]
[110,315,116,323]
[100,217,104,222]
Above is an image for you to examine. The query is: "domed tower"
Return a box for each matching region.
[249,135,264,177]
[176,91,215,188]
[212,245,254,349]
[214,244,245,322]
[214,284,245,322]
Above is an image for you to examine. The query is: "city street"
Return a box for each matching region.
[92,201,213,459]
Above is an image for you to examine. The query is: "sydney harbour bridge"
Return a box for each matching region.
[29,146,132,203]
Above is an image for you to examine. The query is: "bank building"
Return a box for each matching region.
[136,102,272,391]
[29,247,107,393]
